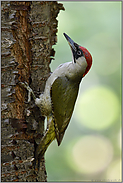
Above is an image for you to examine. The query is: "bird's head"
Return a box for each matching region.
[63,33,92,77]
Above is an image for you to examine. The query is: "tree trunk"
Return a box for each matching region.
[1,1,64,181]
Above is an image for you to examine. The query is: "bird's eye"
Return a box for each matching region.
[77,50,81,55]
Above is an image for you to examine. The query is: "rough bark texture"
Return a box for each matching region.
[1,1,64,182]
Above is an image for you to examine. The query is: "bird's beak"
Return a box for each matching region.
[63,33,76,52]
[63,33,77,63]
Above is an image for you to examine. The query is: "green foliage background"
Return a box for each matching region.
[46,1,121,181]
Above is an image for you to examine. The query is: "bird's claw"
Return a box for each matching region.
[24,100,30,104]
[19,82,36,102]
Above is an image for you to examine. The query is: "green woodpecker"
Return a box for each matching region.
[20,33,92,158]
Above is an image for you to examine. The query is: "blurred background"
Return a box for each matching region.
[46,1,121,181]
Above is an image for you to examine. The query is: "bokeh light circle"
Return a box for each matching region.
[71,135,113,174]
[75,86,120,130]
[106,159,122,181]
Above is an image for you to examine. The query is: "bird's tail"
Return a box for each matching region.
[35,117,56,159]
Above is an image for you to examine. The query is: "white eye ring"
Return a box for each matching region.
[77,50,81,55]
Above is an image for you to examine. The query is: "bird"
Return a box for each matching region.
[20,33,92,159]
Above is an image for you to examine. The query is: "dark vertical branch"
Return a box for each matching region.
[1,1,64,182]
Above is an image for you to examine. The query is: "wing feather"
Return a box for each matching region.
[50,76,80,145]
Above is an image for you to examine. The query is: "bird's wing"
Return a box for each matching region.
[50,76,79,145]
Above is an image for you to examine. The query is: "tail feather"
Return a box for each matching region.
[35,118,55,159]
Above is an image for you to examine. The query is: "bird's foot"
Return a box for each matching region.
[19,82,36,102]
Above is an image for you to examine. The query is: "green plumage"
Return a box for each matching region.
[50,76,80,145]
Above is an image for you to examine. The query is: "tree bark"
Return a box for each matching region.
[1,1,64,181]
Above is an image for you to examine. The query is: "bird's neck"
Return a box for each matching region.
[67,57,87,81]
